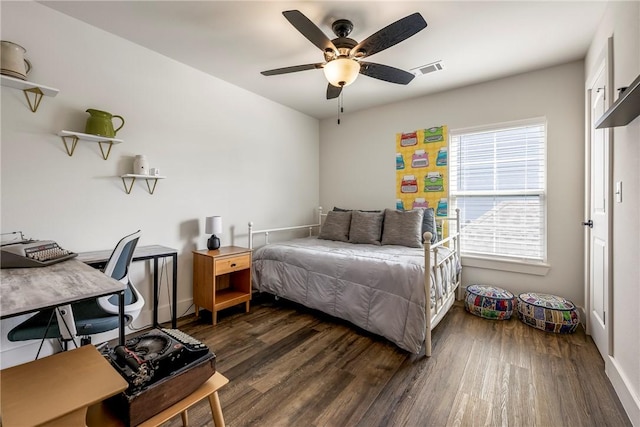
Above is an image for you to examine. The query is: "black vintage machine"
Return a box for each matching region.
[102,328,216,426]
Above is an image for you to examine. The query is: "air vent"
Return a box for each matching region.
[411,60,444,76]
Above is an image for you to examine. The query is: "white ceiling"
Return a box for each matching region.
[41,1,608,120]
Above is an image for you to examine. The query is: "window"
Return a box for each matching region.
[450,118,546,262]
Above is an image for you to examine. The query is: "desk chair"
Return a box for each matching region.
[8,230,145,347]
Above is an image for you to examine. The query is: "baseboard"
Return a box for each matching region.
[132,298,196,330]
[577,305,587,330]
[607,355,640,426]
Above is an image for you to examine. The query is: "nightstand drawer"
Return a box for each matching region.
[215,253,251,276]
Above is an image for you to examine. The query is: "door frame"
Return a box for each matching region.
[584,36,614,356]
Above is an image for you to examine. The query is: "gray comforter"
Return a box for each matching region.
[252,237,457,353]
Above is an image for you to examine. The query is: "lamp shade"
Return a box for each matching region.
[205,216,222,235]
[323,57,360,87]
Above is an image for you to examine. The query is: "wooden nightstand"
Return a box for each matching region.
[192,246,252,325]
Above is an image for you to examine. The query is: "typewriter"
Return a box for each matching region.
[103,328,216,426]
[103,328,214,392]
[1,240,77,268]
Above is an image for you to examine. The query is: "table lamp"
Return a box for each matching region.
[205,216,222,250]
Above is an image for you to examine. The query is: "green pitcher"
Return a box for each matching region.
[85,109,124,138]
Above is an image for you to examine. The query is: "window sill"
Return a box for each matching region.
[461,255,550,276]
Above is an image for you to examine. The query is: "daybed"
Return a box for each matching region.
[248,207,461,356]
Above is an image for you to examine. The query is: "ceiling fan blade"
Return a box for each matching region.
[261,63,324,76]
[326,84,342,99]
[359,62,416,85]
[283,10,337,54]
[352,13,427,58]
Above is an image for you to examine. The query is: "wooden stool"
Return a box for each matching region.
[1,346,128,427]
[88,372,229,427]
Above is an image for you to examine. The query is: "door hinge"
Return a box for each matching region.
[582,220,593,228]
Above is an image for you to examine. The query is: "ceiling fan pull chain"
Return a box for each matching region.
[337,90,344,125]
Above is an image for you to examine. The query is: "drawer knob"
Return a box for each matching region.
[231,263,236,267]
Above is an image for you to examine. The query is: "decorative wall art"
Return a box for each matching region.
[395,126,449,240]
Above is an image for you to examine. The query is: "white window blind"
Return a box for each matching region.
[450,119,546,262]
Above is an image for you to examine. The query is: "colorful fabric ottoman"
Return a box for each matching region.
[464,285,515,320]
[517,292,579,333]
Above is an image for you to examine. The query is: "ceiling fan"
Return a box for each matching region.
[261,10,428,100]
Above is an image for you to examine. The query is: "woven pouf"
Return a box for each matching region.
[464,285,515,320]
[517,292,579,333]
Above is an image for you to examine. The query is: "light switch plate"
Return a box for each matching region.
[615,181,622,203]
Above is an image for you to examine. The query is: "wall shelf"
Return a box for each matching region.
[1,75,59,113]
[121,174,166,195]
[595,73,640,129]
[57,130,123,160]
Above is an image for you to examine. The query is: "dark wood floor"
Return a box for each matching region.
[164,296,631,427]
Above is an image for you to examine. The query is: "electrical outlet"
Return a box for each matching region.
[615,181,622,203]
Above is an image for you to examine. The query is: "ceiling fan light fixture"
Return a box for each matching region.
[323,57,360,87]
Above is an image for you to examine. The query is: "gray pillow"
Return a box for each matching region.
[318,210,352,242]
[349,210,384,245]
[381,209,424,248]
[422,208,438,244]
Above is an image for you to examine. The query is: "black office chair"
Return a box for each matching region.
[8,230,145,347]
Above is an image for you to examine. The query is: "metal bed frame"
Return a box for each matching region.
[248,207,461,357]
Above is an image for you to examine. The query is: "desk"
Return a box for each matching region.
[0,259,127,345]
[77,245,178,328]
[0,345,128,426]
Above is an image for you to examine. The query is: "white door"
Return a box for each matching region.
[586,53,611,359]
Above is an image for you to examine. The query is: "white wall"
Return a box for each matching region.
[0,2,319,367]
[320,61,586,306]
[585,2,640,425]
[2,4,636,421]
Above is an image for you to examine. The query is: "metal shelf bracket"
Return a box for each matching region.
[23,87,44,113]
[98,142,114,160]
[59,134,79,157]
[120,175,163,195]
[121,176,136,194]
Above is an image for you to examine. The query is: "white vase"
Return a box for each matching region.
[133,155,149,175]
